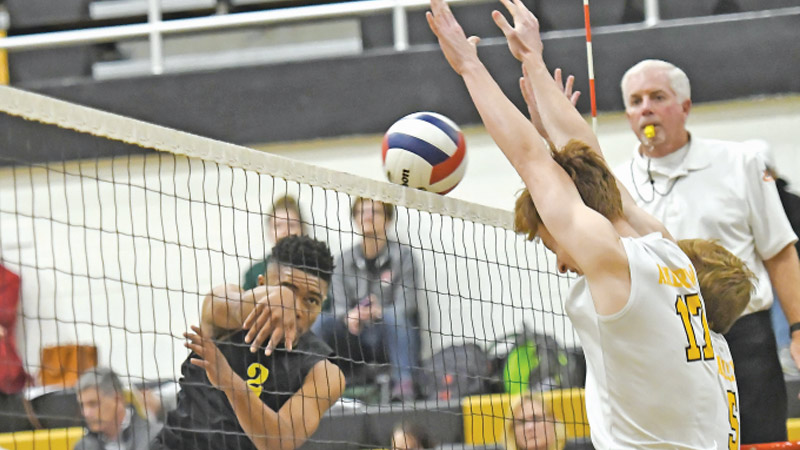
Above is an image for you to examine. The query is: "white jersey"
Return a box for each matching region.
[711,331,740,450]
[565,233,731,449]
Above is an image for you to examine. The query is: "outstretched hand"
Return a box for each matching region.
[426,0,482,75]
[492,0,544,61]
[185,325,235,390]
[520,66,581,137]
[242,285,297,356]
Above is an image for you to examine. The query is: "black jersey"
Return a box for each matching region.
[152,330,333,450]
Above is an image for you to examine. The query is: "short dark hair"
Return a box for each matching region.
[270,235,334,283]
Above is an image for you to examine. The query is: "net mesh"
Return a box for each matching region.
[0,86,588,449]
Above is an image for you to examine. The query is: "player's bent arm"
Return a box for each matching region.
[279,360,346,449]
[222,360,345,450]
[201,284,265,338]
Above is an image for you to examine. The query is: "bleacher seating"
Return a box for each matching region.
[659,0,799,19]
[89,0,217,21]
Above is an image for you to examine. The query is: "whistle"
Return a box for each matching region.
[644,125,655,140]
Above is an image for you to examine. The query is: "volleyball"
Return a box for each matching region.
[381,112,467,195]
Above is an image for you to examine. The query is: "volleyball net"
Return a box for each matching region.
[0,85,587,449]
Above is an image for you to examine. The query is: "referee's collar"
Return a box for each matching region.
[632,134,712,181]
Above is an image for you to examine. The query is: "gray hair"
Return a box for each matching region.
[621,59,691,106]
[77,367,124,397]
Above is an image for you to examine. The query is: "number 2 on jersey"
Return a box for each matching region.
[675,293,714,361]
[246,363,270,396]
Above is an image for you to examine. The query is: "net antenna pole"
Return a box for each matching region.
[582,0,597,134]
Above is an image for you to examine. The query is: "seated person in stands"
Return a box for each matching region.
[504,393,565,450]
[391,420,437,449]
[75,368,162,450]
[151,235,345,450]
[312,197,421,401]
[241,195,305,290]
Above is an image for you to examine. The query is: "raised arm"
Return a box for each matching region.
[504,1,672,240]
[200,284,263,338]
[426,0,628,304]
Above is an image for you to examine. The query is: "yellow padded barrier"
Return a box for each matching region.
[788,418,800,441]
[0,427,84,450]
[462,388,590,445]
[0,30,7,85]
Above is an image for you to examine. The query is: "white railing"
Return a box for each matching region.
[0,0,662,76]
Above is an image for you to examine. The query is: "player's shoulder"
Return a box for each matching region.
[627,232,691,268]
[296,330,334,357]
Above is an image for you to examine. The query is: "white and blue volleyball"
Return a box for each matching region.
[382,112,467,195]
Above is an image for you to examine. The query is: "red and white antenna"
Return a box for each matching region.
[582,0,598,133]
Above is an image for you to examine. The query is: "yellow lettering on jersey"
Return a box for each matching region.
[687,268,697,287]
[717,357,736,383]
[658,265,668,285]
[246,363,270,396]
[658,265,697,289]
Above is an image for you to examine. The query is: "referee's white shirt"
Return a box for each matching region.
[614,138,798,315]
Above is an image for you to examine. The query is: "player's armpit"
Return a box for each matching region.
[623,199,674,241]
[278,360,346,449]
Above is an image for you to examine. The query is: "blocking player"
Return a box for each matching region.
[150,235,345,450]
[426,0,734,447]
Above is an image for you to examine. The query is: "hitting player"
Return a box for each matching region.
[426,0,738,447]
[150,235,345,450]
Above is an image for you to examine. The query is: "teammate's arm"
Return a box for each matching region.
[185,326,345,450]
[427,0,630,314]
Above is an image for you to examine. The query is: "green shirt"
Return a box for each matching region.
[241,256,270,291]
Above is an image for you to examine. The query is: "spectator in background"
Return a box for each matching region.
[312,198,420,402]
[390,420,437,449]
[242,195,305,290]
[613,59,800,443]
[75,368,162,450]
[503,393,565,450]
[751,141,800,376]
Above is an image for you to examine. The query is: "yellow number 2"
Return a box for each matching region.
[246,363,270,396]
[675,293,714,362]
